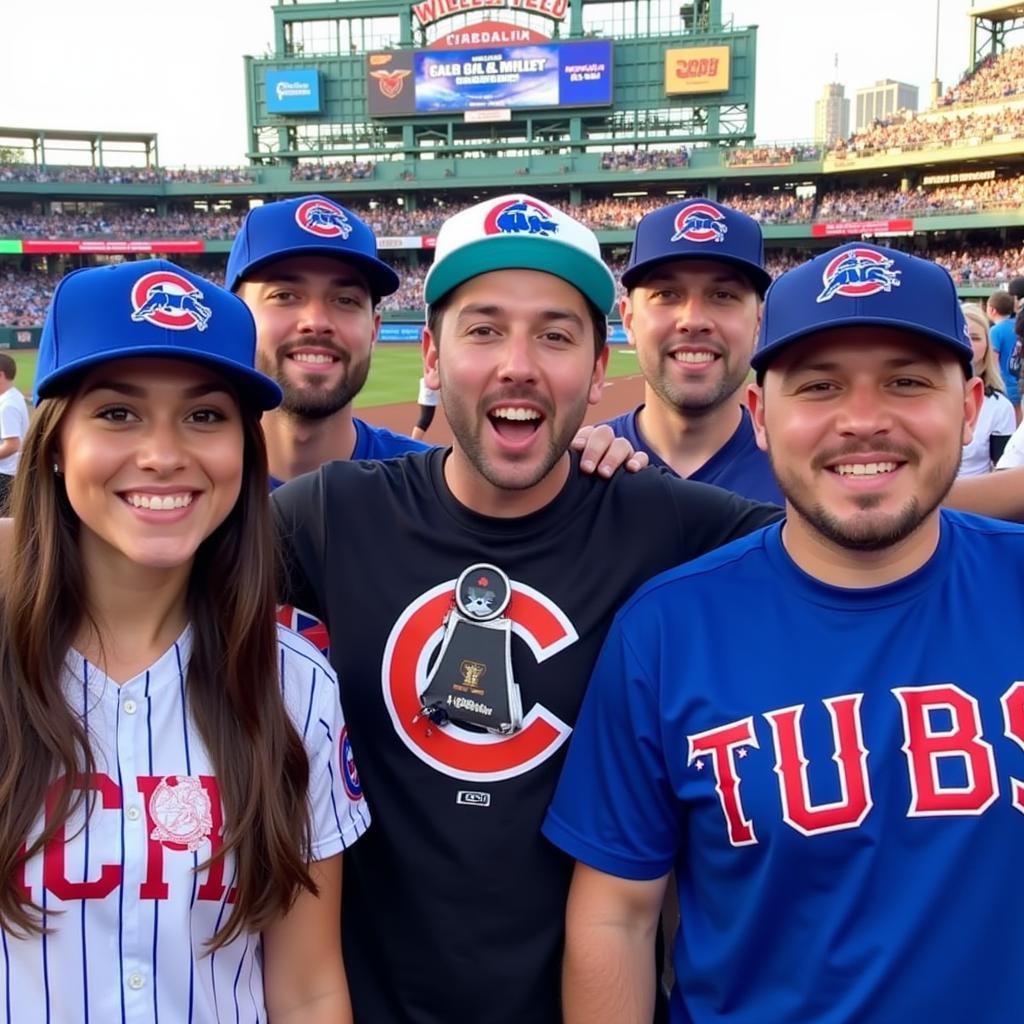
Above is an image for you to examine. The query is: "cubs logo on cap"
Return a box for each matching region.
[817,248,901,304]
[621,197,771,295]
[294,197,353,239]
[34,259,282,410]
[423,193,616,314]
[751,242,974,376]
[130,270,212,333]
[225,194,399,298]
[671,202,729,244]
[483,198,560,238]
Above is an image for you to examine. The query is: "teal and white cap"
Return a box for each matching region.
[423,194,616,314]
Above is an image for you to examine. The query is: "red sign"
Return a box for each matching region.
[412,0,567,29]
[811,220,914,238]
[429,19,550,48]
[21,239,206,254]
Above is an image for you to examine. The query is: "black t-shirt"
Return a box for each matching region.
[272,449,780,1024]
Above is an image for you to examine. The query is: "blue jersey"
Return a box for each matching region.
[990,318,1019,405]
[602,405,782,503]
[545,510,1024,1024]
[270,418,428,489]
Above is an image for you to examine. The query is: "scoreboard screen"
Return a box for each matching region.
[367,40,612,117]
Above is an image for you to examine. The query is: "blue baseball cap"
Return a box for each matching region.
[34,260,282,410]
[751,242,974,376]
[424,194,617,314]
[226,195,400,299]
[621,198,772,296]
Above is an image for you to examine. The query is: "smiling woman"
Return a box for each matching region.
[0,261,367,1023]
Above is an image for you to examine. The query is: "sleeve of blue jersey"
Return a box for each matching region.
[542,614,681,881]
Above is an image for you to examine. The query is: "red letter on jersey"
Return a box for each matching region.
[765,694,872,836]
[688,717,759,846]
[893,684,998,815]
[1001,682,1024,815]
[43,773,122,901]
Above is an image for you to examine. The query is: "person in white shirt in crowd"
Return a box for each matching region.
[959,303,1016,476]
[0,353,29,512]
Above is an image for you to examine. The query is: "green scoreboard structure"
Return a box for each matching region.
[244,0,757,178]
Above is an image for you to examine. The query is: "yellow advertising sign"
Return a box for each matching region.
[664,46,731,95]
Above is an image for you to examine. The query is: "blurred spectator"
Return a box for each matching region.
[0,163,254,185]
[830,107,1024,159]
[291,160,374,182]
[725,144,820,166]
[939,46,1024,108]
[599,149,689,171]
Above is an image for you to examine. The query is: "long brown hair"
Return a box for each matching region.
[0,389,314,948]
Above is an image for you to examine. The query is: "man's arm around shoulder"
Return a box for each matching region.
[563,862,669,1024]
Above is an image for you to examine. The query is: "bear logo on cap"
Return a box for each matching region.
[817,249,901,304]
[483,198,559,237]
[670,202,728,244]
[294,197,353,239]
[130,271,212,333]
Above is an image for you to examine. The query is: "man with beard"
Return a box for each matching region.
[270,194,780,1024]
[226,194,429,485]
[545,243,1024,1024]
[603,197,782,502]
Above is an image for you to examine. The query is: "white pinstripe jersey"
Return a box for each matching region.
[1,622,369,1024]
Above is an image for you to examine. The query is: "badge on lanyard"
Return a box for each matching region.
[416,563,522,735]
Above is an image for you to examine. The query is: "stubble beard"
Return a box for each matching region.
[442,386,590,493]
[769,443,962,552]
[258,348,370,421]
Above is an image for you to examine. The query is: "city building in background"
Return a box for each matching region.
[814,82,849,147]
[855,78,919,129]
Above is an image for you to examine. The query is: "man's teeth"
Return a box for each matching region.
[673,351,715,364]
[292,353,334,364]
[492,408,541,421]
[127,494,194,510]
[833,463,898,477]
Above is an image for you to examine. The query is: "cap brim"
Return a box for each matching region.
[425,236,616,314]
[621,252,772,297]
[750,316,974,375]
[231,244,401,298]
[35,346,283,411]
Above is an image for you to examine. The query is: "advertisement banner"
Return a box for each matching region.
[367,40,612,116]
[20,240,206,254]
[430,20,551,49]
[266,70,322,114]
[664,45,730,95]
[810,219,914,238]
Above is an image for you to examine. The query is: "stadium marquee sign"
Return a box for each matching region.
[412,0,569,29]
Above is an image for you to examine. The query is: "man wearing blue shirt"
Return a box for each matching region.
[547,244,1024,1024]
[227,195,429,486]
[987,286,1019,414]
[604,199,782,503]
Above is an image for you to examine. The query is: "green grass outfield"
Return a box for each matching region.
[10,343,639,408]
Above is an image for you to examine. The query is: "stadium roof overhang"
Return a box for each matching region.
[967,2,1024,21]
[0,127,157,144]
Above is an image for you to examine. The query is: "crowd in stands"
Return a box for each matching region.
[725,144,821,166]
[3,238,1019,323]
[939,46,1024,107]
[290,160,375,182]
[4,172,1022,240]
[831,106,1024,159]
[0,163,255,185]
[599,148,689,171]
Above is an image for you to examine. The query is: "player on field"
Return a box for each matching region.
[602,197,781,502]
[0,261,367,1023]
[545,243,1024,1024]
[270,194,782,1023]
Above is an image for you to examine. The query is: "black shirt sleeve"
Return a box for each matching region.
[659,472,784,561]
[271,467,329,622]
